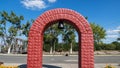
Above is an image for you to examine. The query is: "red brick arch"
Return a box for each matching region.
[27,8,94,68]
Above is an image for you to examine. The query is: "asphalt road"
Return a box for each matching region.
[0,55,120,64]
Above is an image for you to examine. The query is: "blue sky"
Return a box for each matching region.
[0,0,120,43]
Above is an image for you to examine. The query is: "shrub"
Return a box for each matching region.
[105,44,116,50]
[0,65,18,68]
[104,64,116,68]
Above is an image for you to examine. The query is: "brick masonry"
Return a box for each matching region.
[27,8,94,68]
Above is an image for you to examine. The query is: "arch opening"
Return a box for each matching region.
[43,19,79,53]
[43,20,79,67]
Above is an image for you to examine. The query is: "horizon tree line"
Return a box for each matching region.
[0,10,120,54]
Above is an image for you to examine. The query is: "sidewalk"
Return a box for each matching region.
[3,63,120,68]
[1,53,120,56]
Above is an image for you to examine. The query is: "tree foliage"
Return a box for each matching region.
[44,22,60,54]
[0,10,32,53]
[90,23,106,44]
[43,21,77,54]
[62,22,76,54]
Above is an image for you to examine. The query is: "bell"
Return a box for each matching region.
[58,20,64,29]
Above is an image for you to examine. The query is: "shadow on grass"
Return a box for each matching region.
[18,64,62,68]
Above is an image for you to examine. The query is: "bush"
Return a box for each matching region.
[62,43,70,51]
[73,44,79,51]
[104,64,116,68]
[55,44,63,52]
[105,44,116,50]
[116,44,120,50]
[94,44,102,50]
[0,65,18,68]
[112,41,120,50]
[43,44,51,52]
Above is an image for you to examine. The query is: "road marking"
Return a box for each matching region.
[51,58,55,61]
[64,60,78,62]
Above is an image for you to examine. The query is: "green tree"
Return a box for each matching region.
[7,11,24,54]
[44,30,54,54]
[112,41,120,50]
[105,44,116,50]
[90,23,106,50]
[73,42,79,51]
[0,11,24,54]
[21,20,33,52]
[21,20,33,37]
[44,23,60,54]
[44,21,76,54]
[62,22,76,54]
[0,11,8,47]
[0,11,9,53]
[0,14,6,52]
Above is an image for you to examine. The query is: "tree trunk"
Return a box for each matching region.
[50,46,53,54]
[70,43,73,54]
[8,46,11,54]
[23,40,27,52]
[0,40,2,53]
[12,44,15,53]
[0,45,1,53]
[53,40,56,54]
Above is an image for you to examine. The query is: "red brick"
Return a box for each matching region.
[27,8,94,68]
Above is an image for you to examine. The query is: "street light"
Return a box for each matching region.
[58,20,64,29]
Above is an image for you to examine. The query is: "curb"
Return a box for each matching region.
[0,54,120,56]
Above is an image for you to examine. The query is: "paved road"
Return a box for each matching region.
[0,55,120,64]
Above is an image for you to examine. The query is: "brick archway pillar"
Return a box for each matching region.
[27,8,94,68]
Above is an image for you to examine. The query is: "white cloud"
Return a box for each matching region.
[21,0,57,10]
[107,29,120,34]
[106,35,119,38]
[106,26,120,34]
[21,0,46,10]
[48,0,56,3]
[103,26,120,43]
